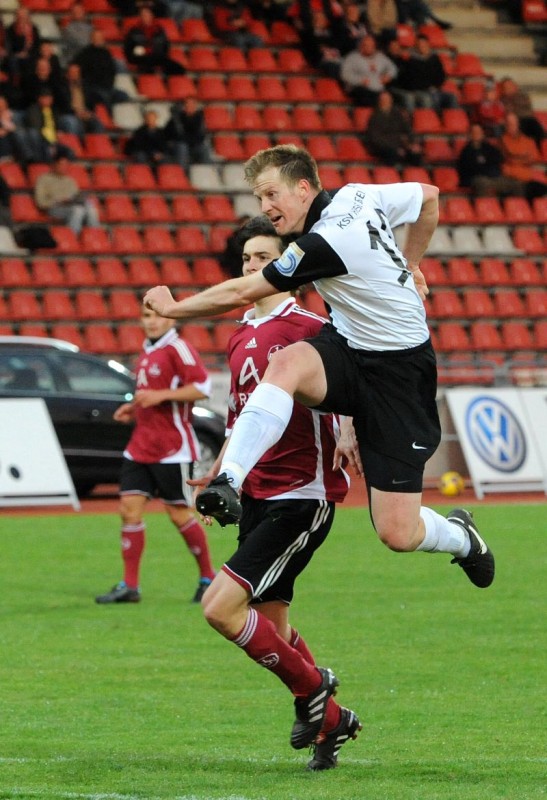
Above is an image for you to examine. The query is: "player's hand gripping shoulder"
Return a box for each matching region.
[333,417,363,478]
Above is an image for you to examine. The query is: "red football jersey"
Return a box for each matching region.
[125,328,211,464]
[226,298,349,501]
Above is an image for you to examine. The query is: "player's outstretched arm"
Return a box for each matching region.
[143,271,277,320]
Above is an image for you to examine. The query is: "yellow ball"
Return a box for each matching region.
[438,471,465,497]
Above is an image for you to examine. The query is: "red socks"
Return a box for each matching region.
[178,518,215,581]
[290,627,341,733]
[121,523,145,588]
[233,608,322,696]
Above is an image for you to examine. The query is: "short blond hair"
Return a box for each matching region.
[244,144,322,192]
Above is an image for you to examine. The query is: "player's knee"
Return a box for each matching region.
[202,593,230,634]
[376,520,416,552]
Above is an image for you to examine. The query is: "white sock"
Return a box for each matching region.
[416,507,470,557]
[221,383,294,491]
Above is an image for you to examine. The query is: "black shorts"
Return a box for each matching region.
[120,458,195,506]
[223,496,335,605]
[308,324,441,493]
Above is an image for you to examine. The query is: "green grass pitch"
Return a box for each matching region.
[0,503,545,800]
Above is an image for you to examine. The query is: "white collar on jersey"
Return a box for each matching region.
[242,297,297,328]
[143,327,178,353]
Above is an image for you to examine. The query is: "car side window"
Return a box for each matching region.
[0,354,55,392]
[60,354,134,396]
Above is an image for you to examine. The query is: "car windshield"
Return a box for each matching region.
[59,354,133,395]
[0,354,55,392]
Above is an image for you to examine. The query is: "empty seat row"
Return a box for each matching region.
[427,288,547,318]
[421,257,547,287]
[440,196,547,225]
[0,255,226,289]
[432,321,547,352]
[427,224,547,256]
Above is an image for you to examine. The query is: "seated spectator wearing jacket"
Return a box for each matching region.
[164,95,213,170]
[474,85,505,138]
[75,29,129,112]
[5,7,41,82]
[340,34,397,106]
[34,153,100,233]
[457,122,521,197]
[124,108,171,165]
[60,1,93,67]
[363,89,422,165]
[500,112,547,201]
[391,34,457,113]
[23,88,75,162]
[124,4,186,74]
[210,0,264,50]
[498,76,545,150]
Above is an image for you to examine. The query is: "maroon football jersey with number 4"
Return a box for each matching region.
[125,328,211,464]
[226,298,349,501]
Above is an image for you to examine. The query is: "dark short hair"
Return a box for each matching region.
[237,215,278,246]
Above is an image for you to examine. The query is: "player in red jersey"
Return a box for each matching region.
[189,217,361,770]
[95,306,216,605]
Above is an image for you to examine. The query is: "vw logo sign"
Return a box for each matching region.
[465,396,526,472]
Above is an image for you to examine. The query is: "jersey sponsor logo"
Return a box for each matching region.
[245,337,257,349]
[149,364,161,376]
[274,242,305,276]
[267,344,284,360]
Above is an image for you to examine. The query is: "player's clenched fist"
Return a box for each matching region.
[143,285,176,317]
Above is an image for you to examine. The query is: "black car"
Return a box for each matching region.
[0,336,226,497]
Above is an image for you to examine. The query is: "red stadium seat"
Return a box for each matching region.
[454,52,485,78]
[315,78,347,103]
[208,224,234,253]
[2,258,31,287]
[524,288,547,317]
[474,197,505,225]
[509,258,543,286]
[8,291,43,321]
[503,197,534,224]
[136,74,168,100]
[0,161,28,189]
[500,321,534,351]
[156,164,191,190]
[31,258,65,288]
[243,134,271,158]
[336,136,369,162]
[176,226,208,254]
[212,322,239,352]
[80,227,111,254]
[218,47,248,71]
[126,257,160,286]
[285,76,314,102]
[292,107,323,132]
[262,105,292,132]
[197,75,227,102]
[319,166,342,190]
[477,258,511,286]
[462,288,495,317]
[442,108,471,135]
[234,104,265,132]
[51,323,84,349]
[66,162,90,189]
[428,289,464,319]
[412,108,442,134]
[50,226,80,252]
[42,290,76,320]
[143,226,177,253]
[536,321,547,349]
[124,164,157,191]
[202,195,236,223]
[270,20,300,45]
[421,258,449,287]
[493,289,525,317]
[19,323,48,338]
[10,194,45,223]
[193,257,226,285]
[436,321,472,352]
[83,323,119,354]
[226,76,257,102]
[461,79,486,106]
[532,197,547,224]
[75,290,109,320]
[204,104,234,132]
[418,23,449,48]
[118,324,144,354]
[342,166,372,183]
[109,289,141,319]
[512,227,544,254]
[160,258,193,285]
[138,194,172,222]
[95,257,128,287]
[64,258,96,287]
[180,18,215,43]
[167,75,198,101]
[188,47,219,71]
[277,48,310,73]
[443,197,476,224]
[257,76,286,102]
[180,323,214,351]
[431,166,459,192]
[306,135,338,161]
[111,226,144,254]
[213,134,246,161]
[322,106,354,132]
[446,258,480,286]
[372,166,400,183]
[103,194,137,223]
[423,137,454,162]
[247,47,277,72]
[172,194,203,222]
[91,164,124,191]
[470,321,503,350]
[402,166,430,183]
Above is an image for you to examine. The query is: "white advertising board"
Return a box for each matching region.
[446,388,547,498]
[0,398,80,509]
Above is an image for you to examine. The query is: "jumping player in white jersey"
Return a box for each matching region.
[144,144,495,737]
[95,306,216,605]
[188,216,360,769]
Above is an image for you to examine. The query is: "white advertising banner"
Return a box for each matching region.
[446,388,547,498]
[0,398,80,509]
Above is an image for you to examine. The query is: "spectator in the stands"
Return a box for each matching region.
[297,7,347,78]
[34,153,100,233]
[248,0,291,24]
[123,4,186,74]
[110,0,169,17]
[363,89,422,165]
[497,76,545,149]
[75,29,130,112]
[0,172,12,228]
[21,57,81,135]
[457,122,521,197]
[395,0,452,29]
[60,1,93,67]
[390,34,457,113]
[124,107,171,166]
[164,0,204,25]
[33,40,64,82]
[164,95,214,170]
[365,0,398,48]
[0,94,41,163]
[5,7,41,82]
[210,0,264,50]
[500,111,547,201]
[66,62,105,137]
[474,84,506,138]
[340,34,397,106]
[24,88,76,162]
[340,2,368,49]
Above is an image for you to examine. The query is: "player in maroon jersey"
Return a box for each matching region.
[188,217,361,770]
[95,306,216,605]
